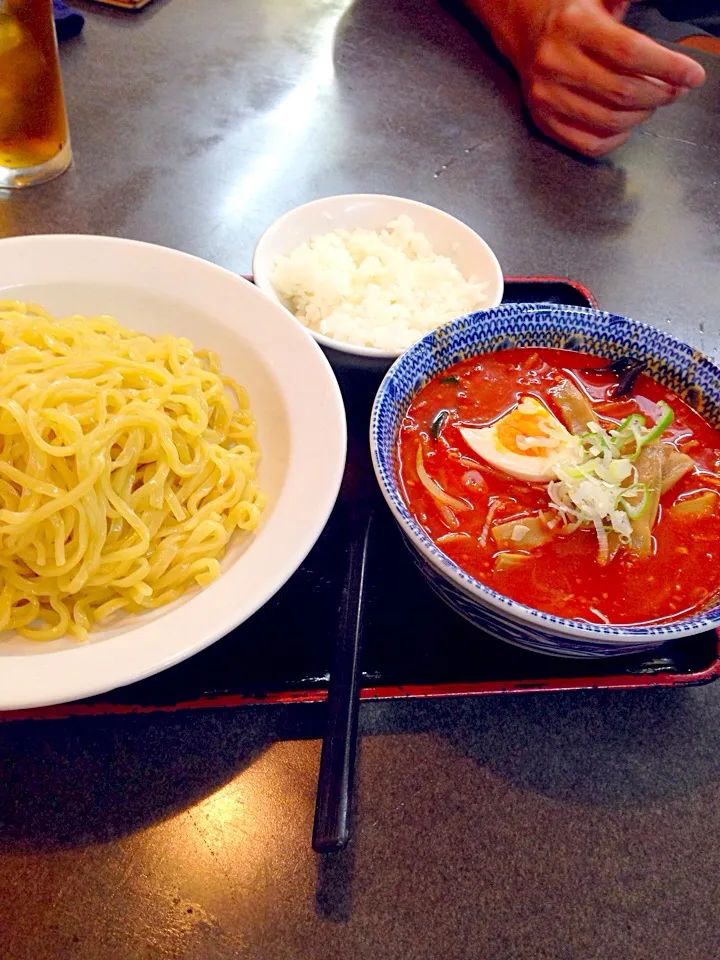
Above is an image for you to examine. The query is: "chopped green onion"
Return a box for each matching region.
[546,400,672,560]
[560,464,590,480]
[611,414,647,456]
[638,401,674,448]
[581,430,612,456]
[615,413,646,433]
[440,376,459,384]
[619,483,649,519]
[430,409,449,439]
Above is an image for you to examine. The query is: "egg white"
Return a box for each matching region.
[460,404,581,483]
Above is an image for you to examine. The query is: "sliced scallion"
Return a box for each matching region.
[619,483,649,519]
[616,412,646,433]
[581,429,613,455]
[637,401,674,449]
[611,413,647,456]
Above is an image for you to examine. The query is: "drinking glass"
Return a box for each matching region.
[0,0,72,188]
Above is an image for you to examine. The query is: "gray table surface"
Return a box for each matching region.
[1,1,720,958]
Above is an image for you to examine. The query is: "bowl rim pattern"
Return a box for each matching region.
[370,302,720,643]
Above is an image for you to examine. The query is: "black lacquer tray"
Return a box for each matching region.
[5,279,717,722]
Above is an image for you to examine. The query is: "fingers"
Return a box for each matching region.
[602,0,631,19]
[529,81,653,139]
[574,9,706,88]
[533,111,631,158]
[515,0,706,158]
[534,43,686,111]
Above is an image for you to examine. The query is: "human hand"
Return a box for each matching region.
[515,0,706,157]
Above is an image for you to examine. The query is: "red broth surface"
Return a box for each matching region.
[397,348,720,625]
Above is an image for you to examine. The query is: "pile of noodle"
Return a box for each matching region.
[0,300,264,641]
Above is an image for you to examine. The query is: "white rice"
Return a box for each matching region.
[270,215,490,352]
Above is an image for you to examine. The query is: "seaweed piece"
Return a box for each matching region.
[430,409,449,439]
[583,357,646,398]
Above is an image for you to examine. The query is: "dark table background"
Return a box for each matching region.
[1,1,719,957]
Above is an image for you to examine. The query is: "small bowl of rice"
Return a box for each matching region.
[252,194,504,371]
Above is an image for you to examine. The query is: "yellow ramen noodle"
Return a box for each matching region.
[0,301,264,641]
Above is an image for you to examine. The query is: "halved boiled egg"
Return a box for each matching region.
[460,396,581,483]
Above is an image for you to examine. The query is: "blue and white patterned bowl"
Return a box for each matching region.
[370,303,720,659]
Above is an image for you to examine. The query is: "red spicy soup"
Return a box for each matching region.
[397,347,720,625]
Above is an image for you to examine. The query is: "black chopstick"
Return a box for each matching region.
[312,511,373,854]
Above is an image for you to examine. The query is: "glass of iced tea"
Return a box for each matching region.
[0,0,72,188]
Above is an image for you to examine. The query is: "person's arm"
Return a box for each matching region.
[463,0,706,156]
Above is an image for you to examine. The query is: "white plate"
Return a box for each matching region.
[0,235,347,710]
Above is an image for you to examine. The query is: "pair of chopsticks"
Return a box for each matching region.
[312,510,373,853]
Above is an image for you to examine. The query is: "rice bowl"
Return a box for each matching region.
[253,194,504,371]
[270,214,490,352]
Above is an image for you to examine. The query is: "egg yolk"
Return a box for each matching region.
[495,405,552,457]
